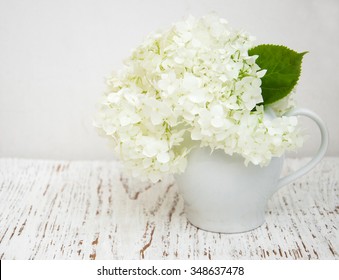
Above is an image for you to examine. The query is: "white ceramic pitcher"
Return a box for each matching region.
[175,108,329,233]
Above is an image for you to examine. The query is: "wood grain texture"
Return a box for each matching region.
[0,157,338,260]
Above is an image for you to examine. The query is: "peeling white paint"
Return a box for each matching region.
[0,158,337,259]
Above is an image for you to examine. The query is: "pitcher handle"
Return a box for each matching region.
[277,108,329,189]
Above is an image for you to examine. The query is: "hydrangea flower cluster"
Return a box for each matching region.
[94,15,303,182]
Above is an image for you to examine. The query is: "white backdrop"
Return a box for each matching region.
[0,0,338,160]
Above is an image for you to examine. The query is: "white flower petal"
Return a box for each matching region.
[182,73,201,90]
[157,152,170,163]
[211,117,224,128]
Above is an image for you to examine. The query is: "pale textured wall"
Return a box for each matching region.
[0,0,338,160]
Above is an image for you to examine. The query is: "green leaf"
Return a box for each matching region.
[248,44,307,105]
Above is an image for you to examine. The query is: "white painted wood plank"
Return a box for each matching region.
[0,157,337,259]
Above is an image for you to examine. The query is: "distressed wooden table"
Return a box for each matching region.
[0,157,338,260]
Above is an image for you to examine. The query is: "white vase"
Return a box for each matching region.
[175,108,329,233]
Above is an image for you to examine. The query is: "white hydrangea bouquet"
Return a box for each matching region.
[94,15,306,183]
